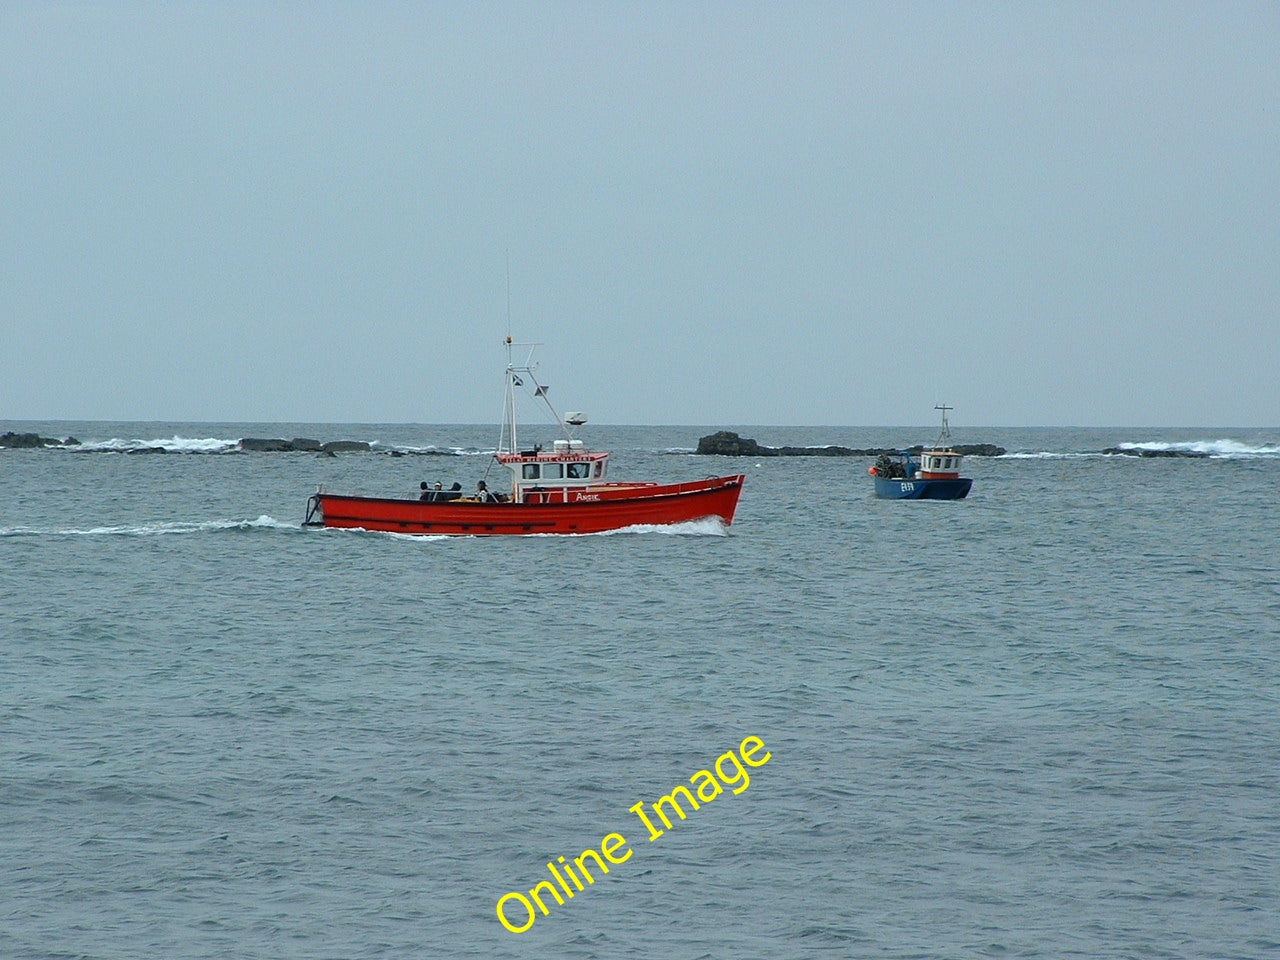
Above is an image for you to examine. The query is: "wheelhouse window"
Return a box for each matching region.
[566,462,590,479]
[522,464,540,479]
[541,463,564,479]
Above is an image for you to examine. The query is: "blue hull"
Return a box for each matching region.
[874,477,972,500]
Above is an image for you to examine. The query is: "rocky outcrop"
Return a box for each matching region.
[239,438,372,453]
[2,431,399,454]
[0,431,80,448]
[947,443,1006,457]
[696,431,770,456]
[695,431,1005,457]
[695,431,869,456]
[239,437,294,452]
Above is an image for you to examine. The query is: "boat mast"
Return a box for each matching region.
[501,337,579,454]
[497,258,582,453]
[934,404,953,446]
[503,253,516,455]
[504,335,518,455]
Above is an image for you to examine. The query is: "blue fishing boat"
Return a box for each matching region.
[869,405,973,500]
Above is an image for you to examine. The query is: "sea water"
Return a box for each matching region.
[2,422,1278,959]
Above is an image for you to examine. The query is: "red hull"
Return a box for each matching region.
[310,475,745,535]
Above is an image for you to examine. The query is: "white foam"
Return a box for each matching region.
[1001,440,1280,459]
[323,517,732,539]
[382,443,473,456]
[0,515,295,537]
[376,531,455,542]
[1115,439,1280,458]
[70,436,240,454]
[597,517,730,537]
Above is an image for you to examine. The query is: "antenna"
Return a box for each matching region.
[504,250,511,340]
[934,404,953,444]
[500,253,515,453]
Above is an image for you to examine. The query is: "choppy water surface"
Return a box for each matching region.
[3,422,1278,959]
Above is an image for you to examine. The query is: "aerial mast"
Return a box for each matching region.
[502,250,518,454]
[934,403,953,445]
[504,335,518,455]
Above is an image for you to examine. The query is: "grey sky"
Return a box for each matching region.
[3,2,1276,426]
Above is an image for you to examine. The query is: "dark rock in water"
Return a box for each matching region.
[695,430,1005,458]
[240,437,294,452]
[1,432,44,448]
[4,431,377,454]
[772,444,866,457]
[1,431,72,448]
[945,443,1005,457]
[697,431,766,456]
[697,431,877,456]
[696,431,864,456]
[232,437,375,453]
[1100,446,1209,458]
[240,437,370,453]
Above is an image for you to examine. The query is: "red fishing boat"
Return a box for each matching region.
[304,339,745,535]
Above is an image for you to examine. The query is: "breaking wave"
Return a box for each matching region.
[599,517,730,537]
[999,439,1280,459]
[1108,439,1280,458]
[381,443,477,456]
[70,436,242,454]
[47,436,476,455]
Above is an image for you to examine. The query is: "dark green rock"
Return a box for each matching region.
[695,431,1005,458]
